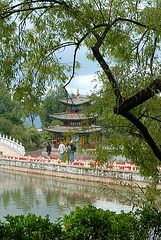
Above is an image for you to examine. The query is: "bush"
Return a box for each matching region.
[0,117,13,136]
[62,205,161,239]
[0,214,62,240]
[134,207,161,240]
[10,125,31,149]
[28,127,42,148]
[10,125,43,150]
[62,205,114,239]
[0,206,161,239]
[62,205,144,240]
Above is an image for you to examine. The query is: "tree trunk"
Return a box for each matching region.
[121,111,161,161]
[114,79,161,114]
[91,46,161,162]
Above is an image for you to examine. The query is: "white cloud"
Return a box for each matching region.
[66,74,101,96]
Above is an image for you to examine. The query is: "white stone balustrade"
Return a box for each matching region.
[0,134,25,156]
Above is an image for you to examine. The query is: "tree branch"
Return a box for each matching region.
[63,33,88,89]
[91,46,123,105]
[0,0,70,19]
[115,17,147,29]
[114,78,161,114]
[121,111,161,161]
[150,37,158,76]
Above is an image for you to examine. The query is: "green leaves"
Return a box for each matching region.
[0,206,161,239]
[1,214,62,240]
[1,0,161,179]
[40,84,66,127]
[1,0,160,92]
[62,205,161,239]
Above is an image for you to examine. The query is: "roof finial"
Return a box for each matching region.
[77,87,79,96]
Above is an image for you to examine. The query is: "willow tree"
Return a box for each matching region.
[0,0,161,178]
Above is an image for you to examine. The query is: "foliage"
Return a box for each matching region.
[62,205,115,239]
[10,125,33,149]
[40,85,66,127]
[62,205,147,240]
[15,88,43,127]
[0,213,62,240]
[0,79,43,149]
[40,130,53,144]
[134,207,161,240]
[99,181,161,216]
[0,79,23,125]
[0,118,44,150]
[1,0,161,181]
[0,117,36,150]
[87,77,161,178]
[0,117,13,136]
[0,206,161,239]
[8,125,43,150]
[50,119,63,127]
[28,127,43,148]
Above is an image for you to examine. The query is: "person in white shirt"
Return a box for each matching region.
[58,142,66,160]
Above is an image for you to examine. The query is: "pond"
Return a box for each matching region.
[0,169,133,223]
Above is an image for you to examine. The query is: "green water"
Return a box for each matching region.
[0,169,133,223]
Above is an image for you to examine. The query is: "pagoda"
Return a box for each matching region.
[44,89,102,148]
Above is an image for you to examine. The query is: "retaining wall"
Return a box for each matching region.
[0,158,160,189]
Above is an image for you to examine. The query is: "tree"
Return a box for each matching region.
[1,206,161,239]
[40,84,66,127]
[0,0,161,179]
[10,124,31,149]
[28,127,42,148]
[0,117,13,136]
[0,79,23,125]
[13,83,44,127]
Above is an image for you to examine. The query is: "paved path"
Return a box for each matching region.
[0,144,23,157]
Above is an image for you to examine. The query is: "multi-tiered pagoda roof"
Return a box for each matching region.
[44,92,102,146]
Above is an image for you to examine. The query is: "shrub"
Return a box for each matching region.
[0,206,161,239]
[28,127,42,148]
[0,117,13,136]
[0,214,62,240]
[62,205,114,239]
[62,205,160,240]
[134,207,161,240]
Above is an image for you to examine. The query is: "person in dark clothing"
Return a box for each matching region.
[69,141,76,162]
[46,142,51,160]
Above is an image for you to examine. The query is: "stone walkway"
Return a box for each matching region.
[1,144,159,173]
[0,144,23,157]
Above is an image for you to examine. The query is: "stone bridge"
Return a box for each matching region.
[0,134,25,157]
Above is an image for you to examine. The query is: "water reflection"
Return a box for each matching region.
[0,169,133,222]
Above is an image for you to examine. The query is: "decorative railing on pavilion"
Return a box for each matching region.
[0,134,25,156]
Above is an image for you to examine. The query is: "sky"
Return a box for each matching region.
[15,12,102,97]
[26,45,102,129]
[56,45,102,96]
[26,46,102,129]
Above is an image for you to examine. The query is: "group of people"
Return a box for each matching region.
[46,141,76,162]
[58,141,76,162]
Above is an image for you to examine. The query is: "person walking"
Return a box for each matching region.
[46,142,51,160]
[66,143,71,163]
[58,141,66,161]
[69,141,76,163]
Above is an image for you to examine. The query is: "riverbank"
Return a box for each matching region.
[0,156,161,189]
